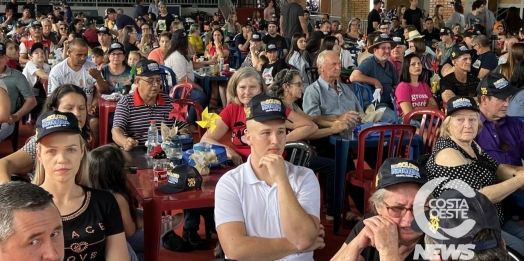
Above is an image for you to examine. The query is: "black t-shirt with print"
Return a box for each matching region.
[345,212,425,261]
[62,186,124,261]
[156,13,174,34]
[472,51,498,78]
[262,34,289,50]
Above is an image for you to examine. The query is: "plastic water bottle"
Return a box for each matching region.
[146,121,158,158]
[219,58,224,73]
[171,136,183,165]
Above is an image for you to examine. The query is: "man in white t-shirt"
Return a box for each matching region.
[48,38,109,146]
[215,94,324,261]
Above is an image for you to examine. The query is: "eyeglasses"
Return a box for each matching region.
[60,27,67,30]
[383,202,428,218]
[472,44,478,49]
[288,82,304,87]
[110,52,124,57]
[141,77,163,85]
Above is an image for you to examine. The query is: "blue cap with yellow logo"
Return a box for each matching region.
[245,94,289,123]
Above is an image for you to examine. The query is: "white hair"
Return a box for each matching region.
[316,50,339,67]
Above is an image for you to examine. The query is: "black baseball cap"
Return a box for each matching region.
[445,96,479,117]
[16,20,28,28]
[450,44,474,60]
[0,42,6,56]
[391,16,399,21]
[135,16,146,23]
[35,111,82,142]
[156,164,203,194]
[463,29,481,38]
[108,42,125,54]
[440,27,452,35]
[251,33,261,41]
[411,189,502,251]
[172,29,187,40]
[243,21,252,27]
[30,21,42,28]
[97,26,112,35]
[477,73,520,100]
[106,8,117,15]
[30,42,45,55]
[266,44,278,52]
[392,36,406,46]
[245,94,289,122]
[135,59,167,77]
[375,157,427,190]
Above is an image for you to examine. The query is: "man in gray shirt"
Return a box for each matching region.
[303,50,362,125]
[280,0,308,46]
[0,42,36,141]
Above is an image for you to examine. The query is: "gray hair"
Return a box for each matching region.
[189,24,200,34]
[369,188,388,212]
[316,50,339,67]
[0,182,56,243]
[41,18,52,25]
[472,34,490,47]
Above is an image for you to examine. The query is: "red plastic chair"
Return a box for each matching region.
[173,99,204,138]
[403,109,445,154]
[342,124,416,227]
[169,83,193,100]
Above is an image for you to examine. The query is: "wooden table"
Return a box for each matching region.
[127,167,231,261]
[98,97,118,146]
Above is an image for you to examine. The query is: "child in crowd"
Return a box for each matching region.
[128,51,142,92]
[4,40,21,70]
[91,47,105,69]
[88,145,184,261]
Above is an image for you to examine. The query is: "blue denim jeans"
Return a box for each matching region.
[502,220,524,256]
[127,228,144,261]
[173,88,208,123]
[307,156,335,216]
[127,241,139,261]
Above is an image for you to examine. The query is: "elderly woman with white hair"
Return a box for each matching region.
[331,157,428,261]
[426,95,524,256]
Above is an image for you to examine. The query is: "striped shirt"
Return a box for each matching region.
[113,90,188,145]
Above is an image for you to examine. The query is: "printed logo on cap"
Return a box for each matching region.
[147,62,160,71]
[459,45,468,51]
[480,86,488,95]
[244,107,251,118]
[390,161,421,179]
[41,114,72,129]
[493,78,508,89]
[440,28,445,33]
[252,34,260,40]
[167,171,180,185]
[110,43,122,49]
[379,33,389,39]
[268,44,276,49]
[260,98,282,113]
[136,67,142,75]
[452,97,473,108]
[392,36,401,42]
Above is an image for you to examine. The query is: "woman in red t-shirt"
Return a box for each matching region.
[205,29,230,108]
[201,67,317,165]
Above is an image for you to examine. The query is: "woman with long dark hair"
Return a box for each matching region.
[0,84,91,183]
[286,33,310,86]
[505,7,524,35]
[122,25,141,56]
[164,29,212,129]
[205,28,230,107]
[394,53,438,123]
[69,18,83,39]
[88,145,183,261]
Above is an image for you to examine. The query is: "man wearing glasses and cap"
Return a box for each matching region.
[332,158,428,261]
[19,21,54,66]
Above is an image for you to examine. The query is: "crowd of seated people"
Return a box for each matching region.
[1,1,524,261]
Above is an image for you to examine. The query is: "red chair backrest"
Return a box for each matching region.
[353,124,417,185]
[170,83,193,100]
[402,109,445,154]
[173,99,204,138]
